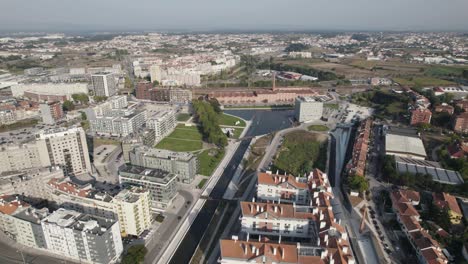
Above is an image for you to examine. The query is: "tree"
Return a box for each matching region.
[93,96,108,103]
[348,175,369,193]
[124,76,133,89]
[62,100,75,111]
[152,80,159,86]
[71,93,89,105]
[284,43,309,52]
[121,245,148,264]
[463,69,468,79]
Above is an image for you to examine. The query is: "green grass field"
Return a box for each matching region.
[218,113,246,127]
[393,77,455,87]
[155,125,203,152]
[168,126,203,141]
[198,148,225,176]
[176,113,191,122]
[197,179,208,189]
[308,125,329,132]
[156,138,202,152]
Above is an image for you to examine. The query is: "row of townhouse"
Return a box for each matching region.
[390,190,448,264]
[347,118,372,177]
[219,169,355,264]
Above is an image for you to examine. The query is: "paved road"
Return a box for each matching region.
[144,189,195,263]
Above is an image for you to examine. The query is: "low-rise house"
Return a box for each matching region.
[433,192,463,225]
[454,112,468,133]
[391,190,448,264]
[240,201,318,239]
[411,108,432,126]
[257,171,309,205]
[434,104,454,115]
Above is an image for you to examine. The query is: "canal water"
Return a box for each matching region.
[168,109,294,264]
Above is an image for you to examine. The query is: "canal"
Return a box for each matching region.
[168,109,294,264]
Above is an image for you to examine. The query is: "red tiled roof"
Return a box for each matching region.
[258,172,309,189]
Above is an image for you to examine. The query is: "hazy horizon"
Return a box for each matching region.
[1,0,468,32]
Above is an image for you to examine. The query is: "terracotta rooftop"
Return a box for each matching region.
[241,201,317,220]
[258,172,309,190]
[0,195,29,215]
[432,192,462,215]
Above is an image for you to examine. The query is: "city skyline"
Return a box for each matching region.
[1,0,468,32]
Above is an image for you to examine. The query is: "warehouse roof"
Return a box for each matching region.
[385,133,427,158]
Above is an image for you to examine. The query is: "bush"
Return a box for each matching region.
[122,245,148,264]
[348,175,369,193]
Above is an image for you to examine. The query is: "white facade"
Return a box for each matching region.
[0,110,16,125]
[294,96,324,122]
[147,110,176,140]
[0,143,44,173]
[35,126,92,175]
[92,73,116,97]
[256,172,309,205]
[240,202,318,240]
[11,83,88,98]
[0,167,64,199]
[41,208,123,264]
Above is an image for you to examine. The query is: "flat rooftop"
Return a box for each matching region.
[385,133,427,158]
[43,208,115,235]
[395,156,464,185]
[119,164,176,184]
[137,146,195,161]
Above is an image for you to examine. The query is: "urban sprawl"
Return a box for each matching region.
[0,31,467,264]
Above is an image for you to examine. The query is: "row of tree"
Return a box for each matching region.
[192,100,227,147]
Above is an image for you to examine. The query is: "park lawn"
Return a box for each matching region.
[155,137,202,152]
[176,113,191,122]
[308,125,329,132]
[197,179,208,189]
[393,77,455,87]
[198,148,225,176]
[324,103,339,110]
[231,128,244,139]
[168,127,203,141]
[218,113,246,127]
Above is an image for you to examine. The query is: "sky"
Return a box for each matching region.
[1,0,468,32]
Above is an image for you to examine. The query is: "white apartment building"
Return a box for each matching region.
[129,146,198,183]
[240,201,319,240]
[289,51,312,58]
[35,126,92,175]
[119,165,178,211]
[89,109,147,137]
[257,172,309,205]
[11,83,89,99]
[294,96,324,123]
[0,143,43,173]
[113,188,152,237]
[150,65,201,87]
[92,72,116,97]
[146,110,176,141]
[47,178,152,237]
[85,95,128,119]
[0,166,64,199]
[0,197,48,249]
[0,110,16,125]
[41,208,123,264]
